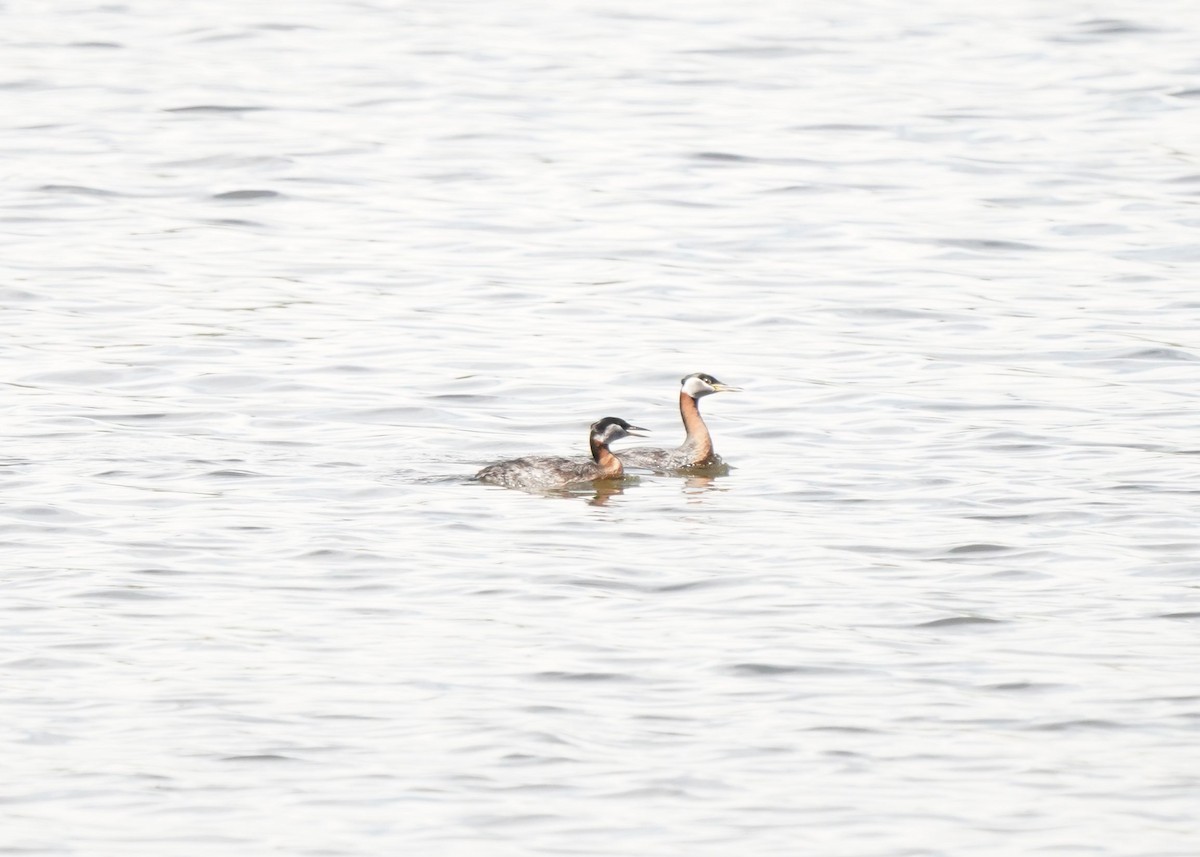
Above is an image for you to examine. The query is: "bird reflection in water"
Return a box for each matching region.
[552,477,634,506]
[680,472,729,502]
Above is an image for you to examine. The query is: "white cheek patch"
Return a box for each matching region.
[681,375,710,397]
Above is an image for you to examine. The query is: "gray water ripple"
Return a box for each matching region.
[210,190,283,201]
[916,616,1006,629]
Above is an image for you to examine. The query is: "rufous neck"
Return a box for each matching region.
[590,440,623,477]
[680,392,710,443]
[679,392,714,461]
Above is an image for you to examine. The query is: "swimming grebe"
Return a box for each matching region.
[475,416,649,491]
[617,373,740,471]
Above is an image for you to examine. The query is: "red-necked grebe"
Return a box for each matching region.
[475,416,649,491]
[617,373,740,471]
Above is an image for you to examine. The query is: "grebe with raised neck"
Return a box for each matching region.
[475,417,649,491]
[617,373,740,471]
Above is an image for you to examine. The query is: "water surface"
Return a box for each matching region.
[4,2,1200,855]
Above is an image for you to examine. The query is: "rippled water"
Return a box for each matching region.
[5,2,1200,854]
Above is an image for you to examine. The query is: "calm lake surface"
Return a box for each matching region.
[4,2,1200,854]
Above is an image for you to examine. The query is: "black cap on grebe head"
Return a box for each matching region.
[590,416,650,446]
[680,372,742,399]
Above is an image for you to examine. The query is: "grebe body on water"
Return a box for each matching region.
[475,417,649,491]
[617,373,740,471]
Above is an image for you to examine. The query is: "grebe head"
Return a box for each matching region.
[680,372,742,399]
[591,416,650,446]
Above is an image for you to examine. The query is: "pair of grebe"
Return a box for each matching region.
[474,373,740,491]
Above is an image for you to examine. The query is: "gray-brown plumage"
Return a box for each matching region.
[475,417,649,491]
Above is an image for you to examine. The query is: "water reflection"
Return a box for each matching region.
[551,477,637,506]
[681,473,725,500]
